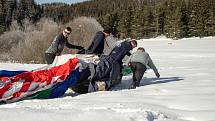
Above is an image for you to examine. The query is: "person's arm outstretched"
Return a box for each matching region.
[65,40,84,50]
[148,55,160,78]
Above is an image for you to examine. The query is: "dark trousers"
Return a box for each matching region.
[130,62,147,88]
[90,55,121,90]
[72,66,91,94]
[45,53,56,64]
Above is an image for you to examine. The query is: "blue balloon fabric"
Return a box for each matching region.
[0,70,27,77]
[50,69,79,98]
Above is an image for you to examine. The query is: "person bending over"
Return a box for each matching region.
[128,47,160,88]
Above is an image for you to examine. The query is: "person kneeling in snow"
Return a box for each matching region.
[128,47,160,89]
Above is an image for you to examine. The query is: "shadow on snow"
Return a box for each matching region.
[112,77,184,91]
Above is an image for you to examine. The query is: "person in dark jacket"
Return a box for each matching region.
[108,39,137,86]
[109,40,137,64]
[45,27,84,64]
[128,47,160,88]
[78,28,111,55]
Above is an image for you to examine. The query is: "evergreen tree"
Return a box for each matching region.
[137,8,145,39]
[118,7,133,38]
[14,0,25,27]
[156,2,166,36]
[188,0,198,37]
[164,0,185,39]
[143,6,157,38]
[130,9,142,39]
[204,0,215,36]
[0,0,6,33]
[118,10,128,39]
[102,12,120,37]
[5,0,16,28]
[188,0,211,37]
[180,0,189,38]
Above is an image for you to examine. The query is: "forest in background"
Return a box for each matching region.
[0,0,214,39]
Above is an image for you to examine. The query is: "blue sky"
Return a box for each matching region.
[35,0,88,4]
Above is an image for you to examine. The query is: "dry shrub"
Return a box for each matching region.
[10,19,36,32]
[67,17,103,48]
[63,17,117,54]
[11,18,59,63]
[104,34,118,54]
[0,17,118,63]
[0,30,25,53]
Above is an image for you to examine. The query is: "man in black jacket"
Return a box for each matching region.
[45,27,84,64]
[109,40,137,64]
[78,28,111,55]
[108,39,137,85]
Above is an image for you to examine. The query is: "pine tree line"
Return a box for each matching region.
[0,0,214,39]
[0,0,42,34]
[41,0,215,39]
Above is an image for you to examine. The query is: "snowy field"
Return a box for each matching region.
[0,36,215,121]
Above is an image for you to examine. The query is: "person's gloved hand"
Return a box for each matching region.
[155,72,160,78]
[128,62,131,67]
[56,53,60,56]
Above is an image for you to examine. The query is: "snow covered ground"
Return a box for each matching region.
[0,36,215,121]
